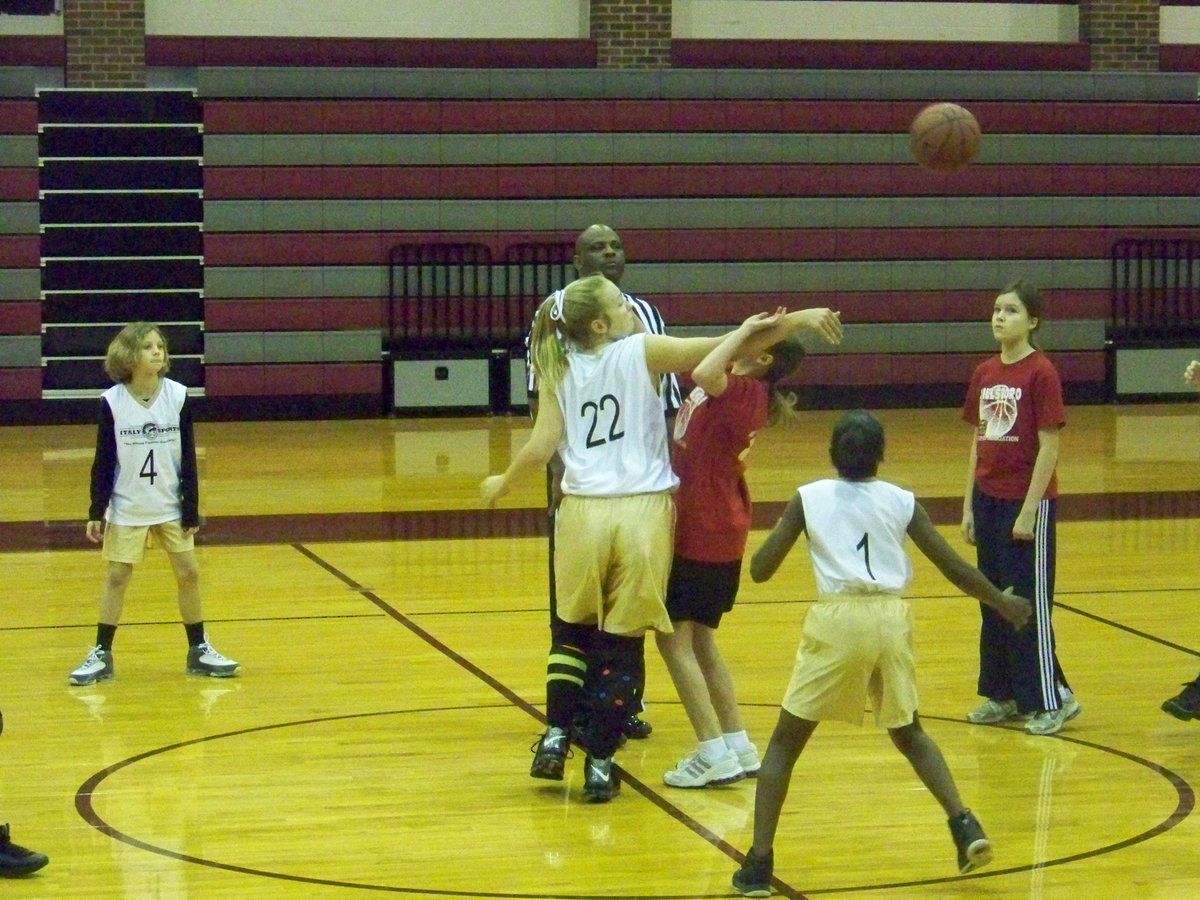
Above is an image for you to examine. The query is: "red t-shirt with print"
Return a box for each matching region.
[671,374,768,562]
[961,350,1065,500]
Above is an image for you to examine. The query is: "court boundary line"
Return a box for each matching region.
[69,540,1196,900]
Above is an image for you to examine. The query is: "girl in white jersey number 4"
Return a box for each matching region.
[69,322,238,686]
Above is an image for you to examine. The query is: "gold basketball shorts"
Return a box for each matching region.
[553,491,675,637]
[102,520,193,564]
[781,593,918,728]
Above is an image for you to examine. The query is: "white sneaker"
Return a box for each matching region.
[1025,708,1066,735]
[1026,693,1081,736]
[186,641,239,677]
[664,749,745,788]
[1060,691,1082,723]
[966,698,1018,724]
[733,742,761,776]
[68,646,114,686]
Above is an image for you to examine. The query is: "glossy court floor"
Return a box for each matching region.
[0,402,1198,899]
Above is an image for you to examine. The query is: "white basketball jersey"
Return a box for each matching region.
[798,478,915,595]
[103,378,188,525]
[555,333,677,496]
[527,289,681,413]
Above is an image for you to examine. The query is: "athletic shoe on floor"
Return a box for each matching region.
[582,755,619,802]
[1025,693,1080,736]
[68,646,113,686]
[530,727,570,780]
[1162,681,1200,721]
[966,698,1018,724]
[947,808,992,873]
[734,743,761,776]
[1024,708,1066,735]
[1060,691,1082,722]
[0,824,48,877]
[622,713,652,739]
[664,749,745,788]
[186,641,239,677]
[732,847,773,897]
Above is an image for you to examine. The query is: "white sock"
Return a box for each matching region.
[723,730,752,752]
[699,737,727,762]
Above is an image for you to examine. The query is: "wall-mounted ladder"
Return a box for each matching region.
[37,88,203,399]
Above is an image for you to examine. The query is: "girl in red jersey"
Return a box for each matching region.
[657,314,839,788]
[961,281,1079,736]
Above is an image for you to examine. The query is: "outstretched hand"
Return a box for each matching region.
[794,307,843,345]
[739,308,787,333]
[996,587,1032,629]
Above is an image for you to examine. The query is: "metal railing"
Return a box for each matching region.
[386,240,572,351]
[1110,238,1200,342]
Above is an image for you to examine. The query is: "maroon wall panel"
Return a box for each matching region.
[0,368,41,400]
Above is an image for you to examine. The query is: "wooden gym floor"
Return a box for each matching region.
[1,402,1198,899]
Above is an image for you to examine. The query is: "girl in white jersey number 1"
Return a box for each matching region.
[68,322,238,687]
[732,410,1032,897]
[481,274,840,802]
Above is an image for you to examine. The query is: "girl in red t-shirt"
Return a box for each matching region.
[657,310,841,788]
[960,280,1079,736]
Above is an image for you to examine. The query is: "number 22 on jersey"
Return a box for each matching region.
[581,394,624,448]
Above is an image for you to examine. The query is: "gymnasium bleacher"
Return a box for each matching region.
[1,30,1198,420]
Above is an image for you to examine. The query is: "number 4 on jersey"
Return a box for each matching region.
[140,449,157,485]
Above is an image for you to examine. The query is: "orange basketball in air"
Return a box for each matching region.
[909,102,981,173]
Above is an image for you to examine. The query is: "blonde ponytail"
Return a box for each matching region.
[530,274,615,390]
[530,292,569,390]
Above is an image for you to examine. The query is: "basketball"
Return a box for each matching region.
[909,102,981,172]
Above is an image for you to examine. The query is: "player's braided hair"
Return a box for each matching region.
[762,335,806,426]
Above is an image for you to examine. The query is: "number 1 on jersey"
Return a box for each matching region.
[856,532,876,580]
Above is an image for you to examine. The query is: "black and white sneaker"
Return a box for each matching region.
[186,641,239,677]
[948,808,993,873]
[582,755,619,802]
[732,847,773,897]
[621,713,652,739]
[530,727,570,780]
[68,646,113,686]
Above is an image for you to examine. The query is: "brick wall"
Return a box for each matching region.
[45,0,1177,78]
[1079,0,1160,71]
[591,0,670,69]
[64,0,145,88]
